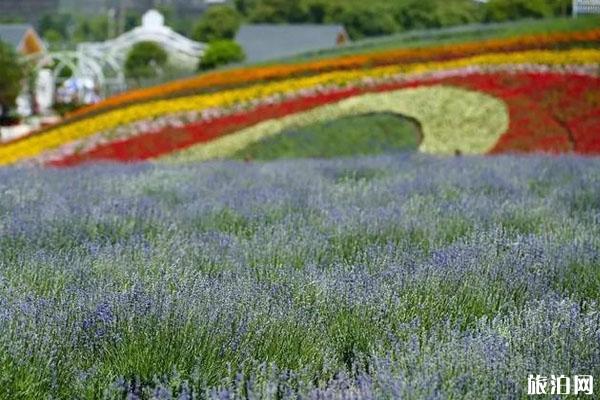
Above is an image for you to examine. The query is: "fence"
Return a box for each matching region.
[573,0,600,16]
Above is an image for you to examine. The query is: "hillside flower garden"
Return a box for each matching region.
[0,23,599,399]
[62,27,600,119]
[0,28,599,165]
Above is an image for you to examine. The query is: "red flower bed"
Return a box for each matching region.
[49,72,600,166]
[570,110,600,154]
[445,73,600,154]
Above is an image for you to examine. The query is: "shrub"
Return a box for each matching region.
[340,6,399,39]
[249,0,307,23]
[484,0,553,22]
[192,6,242,42]
[198,40,245,71]
[0,40,23,122]
[124,41,168,81]
[42,29,64,50]
[394,0,481,30]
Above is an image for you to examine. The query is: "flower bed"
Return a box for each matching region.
[5,155,600,398]
[45,69,600,166]
[3,49,599,166]
[162,71,600,162]
[65,28,600,121]
[162,86,508,163]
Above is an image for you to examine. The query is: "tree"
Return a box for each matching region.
[74,16,109,43]
[484,0,553,22]
[393,0,480,30]
[198,40,245,71]
[124,41,168,82]
[193,6,242,42]
[305,0,328,23]
[38,13,74,41]
[548,0,571,16]
[0,40,24,122]
[155,5,175,26]
[249,0,307,23]
[340,6,398,39]
[394,0,438,30]
[234,0,257,15]
[43,29,64,50]
[124,11,141,32]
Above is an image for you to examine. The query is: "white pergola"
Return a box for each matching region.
[573,0,600,16]
[78,10,206,73]
[39,51,125,92]
[39,10,206,100]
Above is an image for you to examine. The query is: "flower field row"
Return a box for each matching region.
[162,86,508,160]
[50,84,507,166]
[46,68,600,166]
[64,28,600,120]
[35,65,591,166]
[3,49,600,166]
[3,155,600,398]
[169,68,600,161]
[209,70,600,157]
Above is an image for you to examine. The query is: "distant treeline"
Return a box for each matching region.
[234,0,573,39]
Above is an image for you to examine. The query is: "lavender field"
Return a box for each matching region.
[0,154,599,399]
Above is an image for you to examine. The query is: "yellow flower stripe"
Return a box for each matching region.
[160,85,509,161]
[0,49,599,165]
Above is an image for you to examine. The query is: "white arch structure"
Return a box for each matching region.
[39,10,205,100]
[38,50,126,96]
[78,10,206,72]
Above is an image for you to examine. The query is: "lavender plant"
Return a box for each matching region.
[0,154,598,399]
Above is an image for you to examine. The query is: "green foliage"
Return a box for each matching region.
[155,5,175,25]
[38,13,73,40]
[304,0,328,23]
[234,0,255,15]
[51,58,73,80]
[234,0,577,39]
[395,0,481,30]
[198,40,245,71]
[73,16,109,42]
[484,0,554,22]
[0,157,599,397]
[340,6,399,39]
[0,40,24,119]
[548,0,572,16]
[42,29,64,50]
[249,0,307,23]
[555,262,600,301]
[124,41,168,81]
[124,11,142,32]
[37,13,111,46]
[233,113,421,161]
[192,6,242,42]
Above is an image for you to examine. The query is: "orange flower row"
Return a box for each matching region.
[67,28,600,121]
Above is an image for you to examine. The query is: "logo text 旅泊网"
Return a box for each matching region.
[527,374,593,395]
